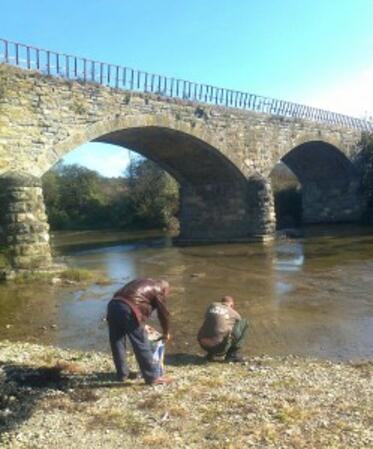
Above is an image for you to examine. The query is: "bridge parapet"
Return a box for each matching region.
[1,37,372,132]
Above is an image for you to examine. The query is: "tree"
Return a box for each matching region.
[42,158,180,231]
[42,163,125,229]
[126,158,179,230]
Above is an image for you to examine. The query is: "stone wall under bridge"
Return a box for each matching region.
[0,64,368,270]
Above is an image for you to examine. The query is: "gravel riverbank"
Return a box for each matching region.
[0,341,372,448]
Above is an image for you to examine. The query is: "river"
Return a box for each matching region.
[0,226,372,361]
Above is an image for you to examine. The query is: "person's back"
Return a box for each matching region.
[198,301,241,347]
[197,296,248,362]
[107,278,172,385]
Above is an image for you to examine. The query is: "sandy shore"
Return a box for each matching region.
[0,340,372,448]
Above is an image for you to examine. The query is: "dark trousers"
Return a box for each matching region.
[107,300,159,384]
[201,319,249,356]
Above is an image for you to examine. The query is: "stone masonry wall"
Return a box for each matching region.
[0,64,363,179]
[178,182,252,241]
[0,173,52,270]
[302,179,365,224]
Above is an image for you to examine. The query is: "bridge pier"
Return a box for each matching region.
[0,172,52,272]
[246,175,276,238]
[302,179,364,224]
[176,176,276,243]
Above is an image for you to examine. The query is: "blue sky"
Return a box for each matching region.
[2,0,373,176]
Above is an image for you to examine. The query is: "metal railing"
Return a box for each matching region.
[1,38,372,132]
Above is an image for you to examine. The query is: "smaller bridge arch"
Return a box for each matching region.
[277,140,365,224]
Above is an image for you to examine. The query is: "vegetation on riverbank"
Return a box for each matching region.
[42,158,179,232]
[0,341,371,449]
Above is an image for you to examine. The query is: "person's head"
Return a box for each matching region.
[160,280,171,297]
[221,295,235,308]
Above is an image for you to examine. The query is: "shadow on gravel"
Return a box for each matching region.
[165,353,206,366]
[0,362,131,437]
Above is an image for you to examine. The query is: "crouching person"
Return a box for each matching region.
[197,296,248,362]
[107,278,172,385]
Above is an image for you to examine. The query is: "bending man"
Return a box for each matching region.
[197,296,248,362]
[107,278,172,385]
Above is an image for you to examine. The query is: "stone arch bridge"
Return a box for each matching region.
[0,39,371,271]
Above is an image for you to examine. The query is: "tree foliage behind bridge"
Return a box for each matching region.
[42,159,179,231]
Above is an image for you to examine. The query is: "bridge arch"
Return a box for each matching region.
[275,140,365,224]
[41,113,243,179]
[45,118,258,243]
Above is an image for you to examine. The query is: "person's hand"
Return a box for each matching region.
[162,333,171,342]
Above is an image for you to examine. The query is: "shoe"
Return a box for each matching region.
[116,370,140,381]
[225,352,245,363]
[116,375,128,382]
[148,375,173,386]
[204,353,215,362]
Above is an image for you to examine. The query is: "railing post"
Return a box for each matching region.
[122,67,127,88]
[100,63,104,84]
[46,50,50,75]
[91,61,96,82]
[115,65,120,88]
[130,69,134,90]
[36,48,40,70]
[15,43,19,65]
[83,58,87,81]
[4,39,9,63]
[26,46,31,69]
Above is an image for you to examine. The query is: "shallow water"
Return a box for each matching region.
[0,226,372,360]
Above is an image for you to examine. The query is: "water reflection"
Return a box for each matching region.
[0,226,372,360]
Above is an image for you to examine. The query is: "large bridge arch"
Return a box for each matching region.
[39,113,245,179]
[275,140,365,224]
[50,121,263,243]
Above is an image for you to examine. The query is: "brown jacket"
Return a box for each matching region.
[198,302,241,347]
[112,278,170,335]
